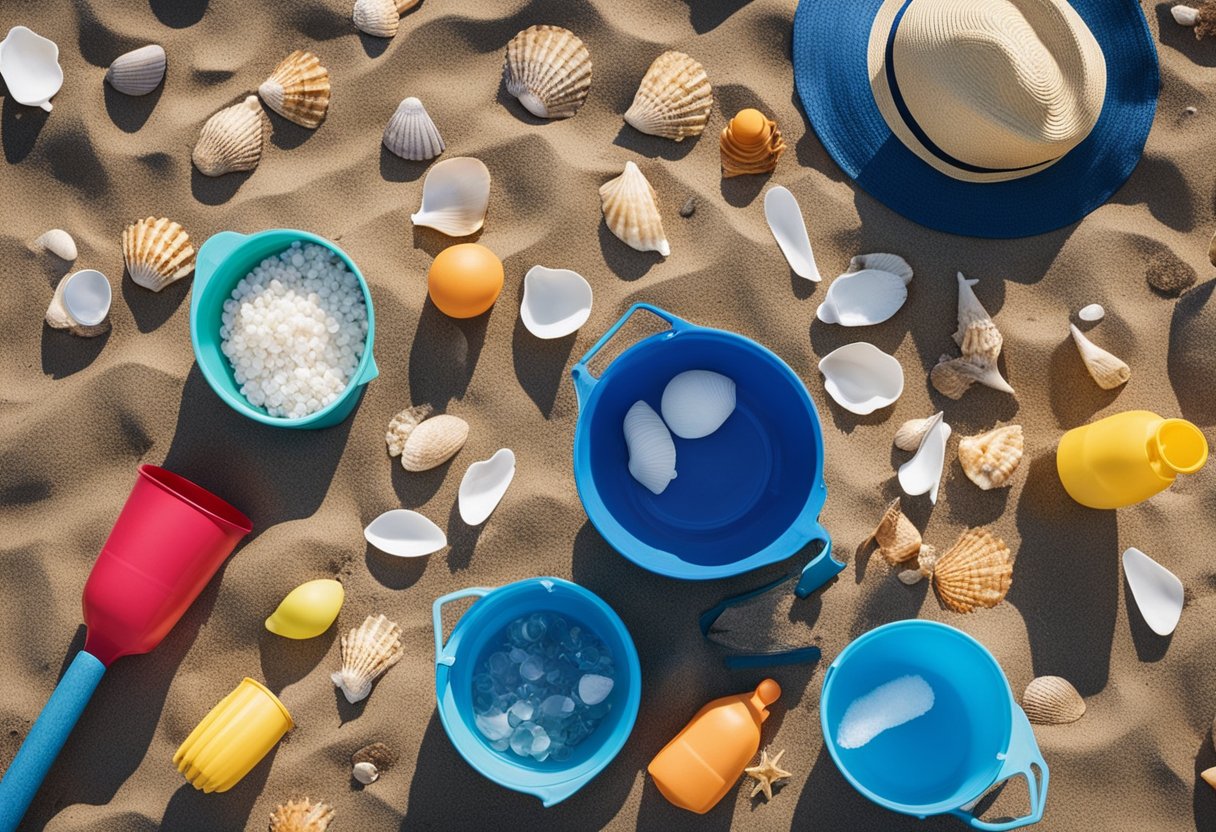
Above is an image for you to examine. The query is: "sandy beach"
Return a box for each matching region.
[2,0,1215,829]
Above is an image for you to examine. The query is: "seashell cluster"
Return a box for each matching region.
[897,411,950,504]
[720,108,785,177]
[105,45,165,96]
[269,797,334,832]
[931,273,1015,400]
[958,424,1023,490]
[331,614,404,703]
[624,51,712,141]
[260,50,330,128]
[122,217,195,292]
[1069,324,1130,390]
[383,97,444,161]
[385,403,433,456]
[193,96,264,177]
[599,161,669,256]
[660,370,736,439]
[624,400,677,495]
[866,498,932,566]
[46,269,111,337]
[764,185,820,281]
[1022,676,1086,725]
[817,253,912,327]
[364,509,447,558]
[34,228,77,261]
[353,0,420,38]
[502,25,592,119]
[411,156,492,237]
[905,527,1013,613]
[818,342,904,415]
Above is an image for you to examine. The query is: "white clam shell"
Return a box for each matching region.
[458,449,516,525]
[623,401,677,495]
[34,228,77,261]
[364,509,447,557]
[660,369,736,439]
[0,26,63,111]
[897,411,951,504]
[817,268,909,326]
[410,156,491,237]
[817,342,904,415]
[520,266,592,339]
[764,186,820,281]
[105,44,166,96]
[383,96,444,161]
[1172,4,1199,25]
[1077,303,1105,322]
[1122,546,1184,636]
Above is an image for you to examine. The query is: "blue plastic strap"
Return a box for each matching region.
[432,587,492,667]
[570,303,684,408]
[950,707,1049,831]
[699,573,824,669]
[0,651,107,832]
[794,523,845,598]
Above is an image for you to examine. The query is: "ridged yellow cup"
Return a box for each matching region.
[173,678,293,793]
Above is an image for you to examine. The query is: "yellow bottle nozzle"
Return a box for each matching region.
[1154,419,1208,475]
[730,109,768,144]
[749,678,781,720]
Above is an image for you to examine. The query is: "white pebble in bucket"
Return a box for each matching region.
[837,674,935,749]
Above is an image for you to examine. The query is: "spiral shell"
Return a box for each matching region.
[502,25,592,119]
[193,96,264,177]
[122,217,195,292]
[259,50,330,128]
[624,51,712,141]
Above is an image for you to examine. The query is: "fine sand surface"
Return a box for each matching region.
[2,0,1216,829]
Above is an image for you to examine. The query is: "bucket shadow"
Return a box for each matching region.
[103,83,162,133]
[121,270,190,332]
[1168,279,1216,427]
[40,326,110,378]
[511,315,576,418]
[407,300,489,408]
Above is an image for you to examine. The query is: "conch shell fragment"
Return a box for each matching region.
[958,424,1023,490]
[865,498,932,565]
[931,273,1015,400]
[1069,324,1130,390]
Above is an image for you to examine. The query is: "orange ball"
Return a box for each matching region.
[427,243,504,319]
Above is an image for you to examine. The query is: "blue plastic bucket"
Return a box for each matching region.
[189,230,379,430]
[433,578,641,806]
[570,303,844,596]
[821,621,1048,831]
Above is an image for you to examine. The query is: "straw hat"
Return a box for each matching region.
[793,0,1158,237]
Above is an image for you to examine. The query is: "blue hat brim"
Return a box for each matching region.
[792,0,1159,239]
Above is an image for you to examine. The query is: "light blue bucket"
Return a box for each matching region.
[433,578,641,806]
[820,621,1048,831]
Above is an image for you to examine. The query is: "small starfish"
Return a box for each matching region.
[745,748,792,801]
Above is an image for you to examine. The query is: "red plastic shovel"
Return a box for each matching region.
[0,465,251,830]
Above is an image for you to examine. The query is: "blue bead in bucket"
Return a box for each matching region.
[821,621,1048,830]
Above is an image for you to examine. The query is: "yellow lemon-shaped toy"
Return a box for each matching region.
[427,243,504,318]
[265,579,345,639]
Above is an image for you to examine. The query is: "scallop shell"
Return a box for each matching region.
[364,509,446,558]
[122,217,195,292]
[331,614,404,703]
[846,252,913,284]
[719,108,785,177]
[624,50,712,141]
[383,97,444,161]
[410,157,491,237]
[269,798,335,832]
[352,0,417,37]
[866,498,927,565]
[816,267,909,327]
[259,50,330,128]
[46,269,111,337]
[502,25,592,119]
[893,416,934,452]
[818,342,904,415]
[931,273,1014,399]
[385,403,433,457]
[660,369,736,439]
[105,44,165,96]
[958,424,1024,490]
[624,400,677,495]
[34,228,77,261]
[922,527,1013,613]
[399,413,469,471]
[599,161,669,256]
[897,411,950,504]
[1069,324,1130,390]
[458,448,516,525]
[1022,676,1086,725]
[193,95,264,177]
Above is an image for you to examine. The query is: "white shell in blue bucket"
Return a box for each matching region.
[660,369,736,439]
[623,400,677,495]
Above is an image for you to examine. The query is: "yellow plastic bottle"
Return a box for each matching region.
[1056,411,1208,509]
[647,679,780,814]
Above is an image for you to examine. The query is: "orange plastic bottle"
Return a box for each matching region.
[647,679,780,814]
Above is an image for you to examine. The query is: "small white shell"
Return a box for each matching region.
[1172,4,1200,25]
[383,97,444,161]
[897,411,951,504]
[364,509,447,557]
[599,161,669,256]
[410,157,491,237]
[816,268,909,326]
[34,228,77,261]
[623,401,677,495]
[660,370,736,439]
[0,26,63,111]
[817,342,904,415]
[458,449,516,525]
[46,269,111,336]
[1077,303,1105,322]
[353,0,415,38]
[352,761,380,784]
[1069,324,1130,390]
[764,186,820,281]
[105,44,165,96]
[846,253,912,284]
[1122,546,1184,636]
[520,265,592,339]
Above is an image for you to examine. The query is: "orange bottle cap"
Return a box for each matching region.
[731,109,768,144]
[750,678,781,714]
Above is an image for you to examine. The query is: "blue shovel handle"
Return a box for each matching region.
[570,303,688,409]
[0,651,107,832]
[950,706,1049,831]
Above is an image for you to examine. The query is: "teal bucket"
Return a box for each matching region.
[820,621,1048,831]
[188,229,378,429]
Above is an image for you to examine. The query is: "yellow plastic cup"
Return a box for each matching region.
[173,678,293,793]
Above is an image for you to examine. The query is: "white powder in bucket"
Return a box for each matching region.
[837,674,935,749]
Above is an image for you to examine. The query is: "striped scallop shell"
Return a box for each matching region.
[599,161,669,256]
[352,0,418,37]
[383,97,444,161]
[958,424,1024,490]
[192,96,263,177]
[105,44,166,96]
[924,527,1013,613]
[269,797,335,832]
[624,51,712,141]
[259,50,330,128]
[122,217,195,292]
[1022,676,1086,725]
[502,25,592,119]
[330,614,403,703]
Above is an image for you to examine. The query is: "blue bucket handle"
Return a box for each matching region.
[571,303,690,409]
[433,587,492,667]
[191,231,248,318]
[794,521,845,598]
[950,706,1049,831]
